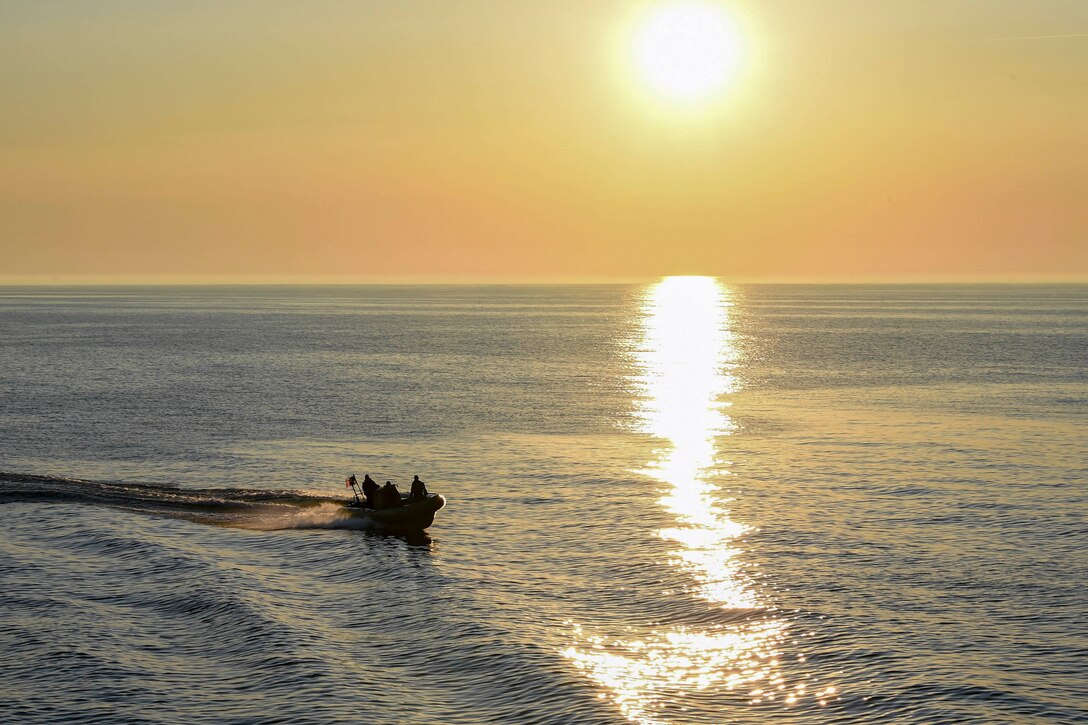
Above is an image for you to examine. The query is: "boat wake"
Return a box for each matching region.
[0,471,379,531]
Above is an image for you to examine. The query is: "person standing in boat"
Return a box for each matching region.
[410,475,428,502]
[381,480,403,508]
[361,474,379,509]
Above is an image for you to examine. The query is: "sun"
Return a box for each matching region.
[631,2,743,104]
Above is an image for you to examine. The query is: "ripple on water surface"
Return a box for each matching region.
[1,283,1087,724]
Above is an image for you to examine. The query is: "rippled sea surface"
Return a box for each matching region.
[1,282,1086,724]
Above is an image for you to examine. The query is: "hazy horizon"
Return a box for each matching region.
[2,273,1087,287]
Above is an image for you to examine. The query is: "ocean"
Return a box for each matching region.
[1,281,1085,724]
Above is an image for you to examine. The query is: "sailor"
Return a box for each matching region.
[361,474,379,509]
[381,480,403,508]
[410,475,428,502]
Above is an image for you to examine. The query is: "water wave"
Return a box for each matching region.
[0,471,371,531]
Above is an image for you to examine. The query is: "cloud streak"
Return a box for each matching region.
[979,32,1088,41]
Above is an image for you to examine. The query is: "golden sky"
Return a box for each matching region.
[2,1,1086,281]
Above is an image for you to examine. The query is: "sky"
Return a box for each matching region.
[1,0,1086,282]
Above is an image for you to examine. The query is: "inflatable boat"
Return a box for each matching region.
[342,493,446,531]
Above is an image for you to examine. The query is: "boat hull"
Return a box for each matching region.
[342,493,445,531]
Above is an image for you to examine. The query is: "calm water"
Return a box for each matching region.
[1,282,1086,724]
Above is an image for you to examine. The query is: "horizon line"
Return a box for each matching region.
[2,274,1087,286]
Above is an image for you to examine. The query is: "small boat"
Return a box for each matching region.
[342,493,446,531]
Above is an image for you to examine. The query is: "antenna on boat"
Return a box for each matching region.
[347,473,361,505]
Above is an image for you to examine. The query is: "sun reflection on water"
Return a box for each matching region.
[634,276,751,608]
[564,276,807,723]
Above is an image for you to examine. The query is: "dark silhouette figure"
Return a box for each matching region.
[380,480,402,509]
[410,475,428,502]
[361,474,379,509]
